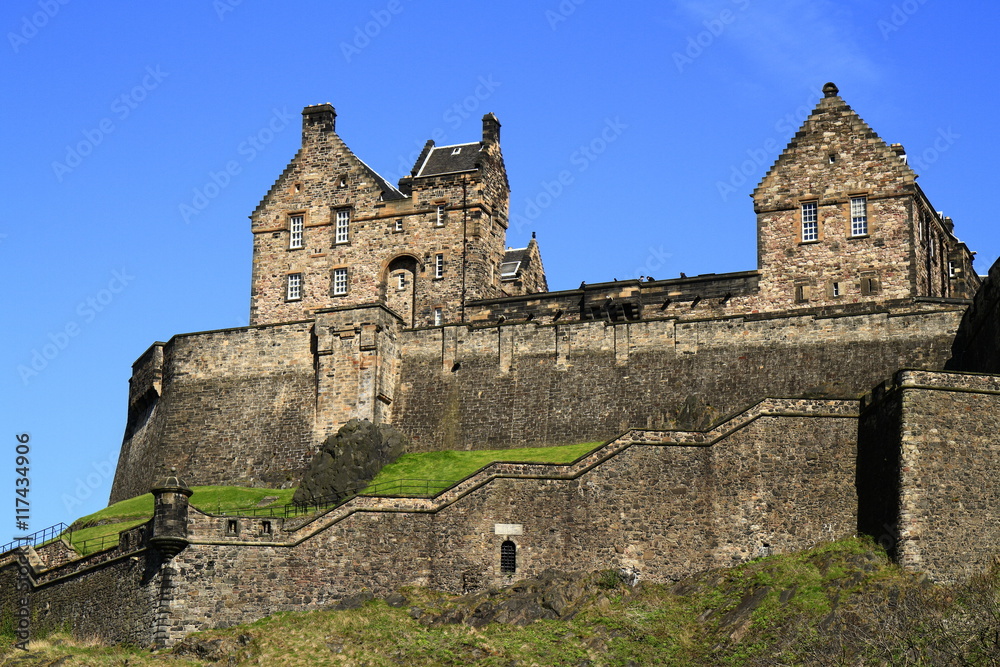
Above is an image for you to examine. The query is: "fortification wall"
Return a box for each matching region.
[948,256,1000,373]
[868,370,1000,583]
[0,527,161,646]
[395,305,963,450]
[110,321,317,503]
[160,398,856,640]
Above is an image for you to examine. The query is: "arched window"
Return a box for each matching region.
[500,540,516,574]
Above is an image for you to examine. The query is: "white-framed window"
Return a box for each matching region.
[832,282,841,297]
[335,209,350,244]
[394,219,403,232]
[434,307,443,326]
[948,260,956,278]
[397,273,406,291]
[435,205,445,227]
[286,273,302,301]
[801,202,818,242]
[434,253,444,279]
[332,268,348,296]
[850,197,868,236]
[289,214,304,249]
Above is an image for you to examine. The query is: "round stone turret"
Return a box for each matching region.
[149,467,193,558]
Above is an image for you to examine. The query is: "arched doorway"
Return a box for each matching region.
[381,255,419,326]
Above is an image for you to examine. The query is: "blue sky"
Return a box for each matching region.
[3,0,998,533]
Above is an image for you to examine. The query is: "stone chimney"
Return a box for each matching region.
[482,112,501,145]
[302,103,337,139]
[149,468,193,558]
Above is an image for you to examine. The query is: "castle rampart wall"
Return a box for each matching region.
[157,397,857,641]
[858,370,1000,583]
[395,304,964,451]
[948,256,1000,373]
[110,321,317,503]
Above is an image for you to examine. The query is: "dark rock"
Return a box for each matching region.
[332,590,375,610]
[385,592,408,608]
[293,419,408,504]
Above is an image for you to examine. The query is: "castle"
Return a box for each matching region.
[3,83,1000,647]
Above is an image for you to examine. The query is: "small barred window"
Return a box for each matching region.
[500,540,516,574]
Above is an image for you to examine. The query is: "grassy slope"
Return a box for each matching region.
[59,443,602,555]
[5,537,994,666]
[364,441,601,494]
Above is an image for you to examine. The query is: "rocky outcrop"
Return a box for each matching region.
[292,419,407,504]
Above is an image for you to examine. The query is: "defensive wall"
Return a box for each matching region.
[6,395,858,647]
[112,293,967,502]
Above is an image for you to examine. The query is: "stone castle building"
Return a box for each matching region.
[3,83,1000,647]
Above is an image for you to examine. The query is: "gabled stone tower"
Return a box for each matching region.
[754,82,977,309]
[249,105,528,328]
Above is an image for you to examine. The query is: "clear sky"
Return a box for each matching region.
[3,0,998,533]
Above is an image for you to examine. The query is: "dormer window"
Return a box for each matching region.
[451,147,462,155]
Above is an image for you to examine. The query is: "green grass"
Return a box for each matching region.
[58,443,603,556]
[364,441,603,495]
[61,486,298,555]
[1,537,951,666]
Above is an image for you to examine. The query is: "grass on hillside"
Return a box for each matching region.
[4,537,991,666]
[57,443,603,556]
[363,441,602,495]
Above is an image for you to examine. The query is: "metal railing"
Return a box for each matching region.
[213,478,456,517]
[0,522,70,555]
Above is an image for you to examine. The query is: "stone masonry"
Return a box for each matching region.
[8,83,994,647]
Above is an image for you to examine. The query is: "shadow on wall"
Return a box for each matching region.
[946,256,1000,373]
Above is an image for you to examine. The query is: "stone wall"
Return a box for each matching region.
[948,256,1000,373]
[110,321,317,503]
[863,370,1000,583]
[395,304,964,451]
[160,397,857,642]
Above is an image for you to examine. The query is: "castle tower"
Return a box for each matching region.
[249,106,532,327]
[753,82,977,308]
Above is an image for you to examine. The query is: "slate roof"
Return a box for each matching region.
[355,155,407,201]
[415,143,483,177]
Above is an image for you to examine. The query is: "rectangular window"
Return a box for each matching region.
[850,197,868,236]
[435,205,445,226]
[861,275,880,296]
[394,219,403,232]
[332,268,347,296]
[397,273,406,290]
[801,202,818,242]
[434,308,443,326]
[434,253,444,279]
[335,209,350,244]
[794,284,808,303]
[286,273,302,301]
[832,282,840,297]
[948,260,956,278]
[289,215,304,249]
